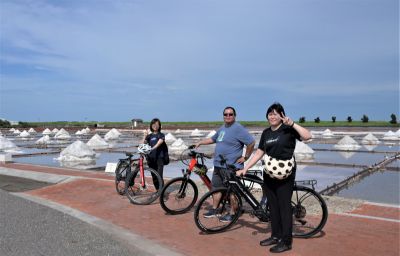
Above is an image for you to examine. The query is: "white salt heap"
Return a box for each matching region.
[191,129,203,136]
[9,128,15,132]
[104,128,121,141]
[75,130,83,135]
[52,128,59,134]
[175,129,181,134]
[334,135,361,150]
[80,128,89,135]
[322,129,334,138]
[294,141,315,160]
[361,133,380,145]
[0,135,20,152]
[206,130,217,138]
[169,138,188,152]
[28,128,37,133]
[36,135,51,144]
[383,130,400,140]
[13,129,21,134]
[42,128,52,135]
[56,140,96,162]
[85,127,90,133]
[395,129,400,137]
[19,130,30,137]
[55,128,71,139]
[86,134,109,149]
[165,133,177,144]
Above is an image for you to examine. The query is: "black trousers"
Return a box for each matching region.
[147,158,164,190]
[263,170,295,245]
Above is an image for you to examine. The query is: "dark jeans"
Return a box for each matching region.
[147,158,164,190]
[263,170,296,245]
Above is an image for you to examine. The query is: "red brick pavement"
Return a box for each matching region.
[2,163,400,256]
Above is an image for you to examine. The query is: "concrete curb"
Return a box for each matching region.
[13,192,183,256]
[0,167,74,184]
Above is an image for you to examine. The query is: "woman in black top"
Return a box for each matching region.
[143,118,166,190]
[237,103,311,253]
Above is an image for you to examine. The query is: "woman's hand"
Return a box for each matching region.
[279,114,294,127]
[236,169,247,177]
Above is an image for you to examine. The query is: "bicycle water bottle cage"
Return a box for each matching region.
[193,164,208,175]
[125,152,134,157]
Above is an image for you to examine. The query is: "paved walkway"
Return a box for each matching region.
[1,162,399,256]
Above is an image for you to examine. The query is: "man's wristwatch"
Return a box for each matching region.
[244,156,249,161]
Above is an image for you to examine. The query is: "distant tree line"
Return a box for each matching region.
[297,114,398,124]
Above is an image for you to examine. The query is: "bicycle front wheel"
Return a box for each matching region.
[125,167,163,205]
[115,160,130,195]
[292,186,328,238]
[160,177,198,215]
[194,188,242,234]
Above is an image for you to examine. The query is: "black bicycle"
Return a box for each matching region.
[194,155,328,238]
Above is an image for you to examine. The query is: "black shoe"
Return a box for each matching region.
[269,242,292,253]
[259,237,279,246]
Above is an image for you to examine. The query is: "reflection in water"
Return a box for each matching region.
[337,151,356,159]
[60,160,97,169]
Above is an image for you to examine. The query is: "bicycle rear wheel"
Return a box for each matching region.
[125,167,163,205]
[160,177,198,215]
[115,160,130,195]
[292,186,328,238]
[194,188,242,234]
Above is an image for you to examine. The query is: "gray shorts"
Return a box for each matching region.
[211,167,232,188]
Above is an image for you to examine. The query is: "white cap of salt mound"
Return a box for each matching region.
[42,128,52,135]
[170,138,188,151]
[361,133,379,145]
[191,129,203,136]
[322,129,334,137]
[28,128,37,133]
[87,134,109,149]
[334,135,361,150]
[57,140,96,161]
[52,128,59,134]
[55,128,71,139]
[13,129,21,134]
[19,130,30,137]
[294,141,315,160]
[9,128,15,132]
[383,130,400,140]
[104,128,121,140]
[36,135,51,144]
[0,136,18,151]
[165,133,177,144]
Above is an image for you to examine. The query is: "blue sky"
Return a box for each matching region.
[0,0,398,122]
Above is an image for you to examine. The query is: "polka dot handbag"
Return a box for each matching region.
[263,154,295,180]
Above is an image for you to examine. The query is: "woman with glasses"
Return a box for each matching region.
[237,102,311,253]
[195,106,255,222]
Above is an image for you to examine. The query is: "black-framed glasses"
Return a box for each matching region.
[223,113,234,117]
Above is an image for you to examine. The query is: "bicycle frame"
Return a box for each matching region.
[185,150,212,190]
[128,153,146,187]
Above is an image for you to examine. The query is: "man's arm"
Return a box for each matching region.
[195,138,214,148]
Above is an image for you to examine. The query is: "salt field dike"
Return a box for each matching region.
[0,124,399,256]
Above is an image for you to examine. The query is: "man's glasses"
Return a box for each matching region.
[223,113,234,117]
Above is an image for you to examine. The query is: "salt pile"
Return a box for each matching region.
[13,129,21,134]
[334,135,361,150]
[52,128,59,134]
[0,136,20,152]
[206,130,217,138]
[42,128,52,135]
[322,129,334,138]
[191,129,203,136]
[9,128,15,132]
[294,141,315,160]
[54,128,71,139]
[56,140,96,162]
[395,129,400,137]
[175,129,181,134]
[104,128,121,140]
[361,133,380,145]
[383,131,400,140]
[28,128,37,133]
[75,130,83,135]
[169,138,188,153]
[36,135,51,144]
[165,133,177,144]
[86,134,109,149]
[19,130,30,137]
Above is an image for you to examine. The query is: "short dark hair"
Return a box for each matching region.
[149,118,161,132]
[266,102,286,119]
[223,106,236,116]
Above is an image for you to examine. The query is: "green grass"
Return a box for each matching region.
[10,120,399,128]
